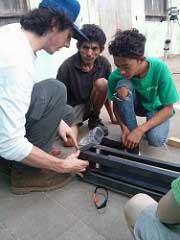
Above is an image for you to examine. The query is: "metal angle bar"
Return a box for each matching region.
[79,142,180,199]
[80,151,178,192]
[81,151,179,177]
[89,168,170,194]
[81,171,163,201]
[80,144,180,172]
[79,143,95,152]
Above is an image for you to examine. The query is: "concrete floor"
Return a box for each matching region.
[0,55,180,240]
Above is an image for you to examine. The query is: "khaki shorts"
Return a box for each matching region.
[73,101,93,125]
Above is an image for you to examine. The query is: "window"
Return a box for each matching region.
[0,0,30,26]
[145,0,167,21]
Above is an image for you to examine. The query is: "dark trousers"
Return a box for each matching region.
[1,79,74,172]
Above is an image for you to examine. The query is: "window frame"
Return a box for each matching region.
[145,0,167,21]
[0,0,30,18]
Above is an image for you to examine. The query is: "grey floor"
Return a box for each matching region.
[0,56,180,240]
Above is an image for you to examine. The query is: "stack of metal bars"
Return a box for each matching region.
[79,139,180,200]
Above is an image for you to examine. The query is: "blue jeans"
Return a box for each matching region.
[114,80,169,147]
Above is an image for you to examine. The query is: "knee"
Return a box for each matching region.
[146,132,167,147]
[115,80,134,100]
[124,193,149,218]
[116,87,129,99]
[124,193,156,227]
[33,79,67,105]
[50,80,67,97]
[94,78,107,93]
[41,79,67,96]
[63,105,75,126]
[50,80,67,106]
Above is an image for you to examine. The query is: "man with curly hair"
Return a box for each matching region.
[108,29,179,151]
[57,24,116,144]
[0,0,89,194]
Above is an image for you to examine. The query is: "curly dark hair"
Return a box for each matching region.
[108,29,146,58]
[76,24,106,52]
[20,8,73,36]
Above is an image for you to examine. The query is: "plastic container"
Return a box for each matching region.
[79,127,104,146]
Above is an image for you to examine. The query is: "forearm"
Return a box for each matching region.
[113,101,127,130]
[22,146,64,172]
[138,105,173,133]
[104,99,114,119]
[157,190,180,224]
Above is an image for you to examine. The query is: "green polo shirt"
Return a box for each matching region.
[108,57,179,111]
[172,178,180,205]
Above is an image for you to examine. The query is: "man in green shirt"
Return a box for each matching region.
[108,29,179,150]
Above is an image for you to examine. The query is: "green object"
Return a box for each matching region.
[108,57,179,112]
[172,177,180,205]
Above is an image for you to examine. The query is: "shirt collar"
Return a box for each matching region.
[74,52,100,72]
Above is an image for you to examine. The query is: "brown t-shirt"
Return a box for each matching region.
[56,52,111,106]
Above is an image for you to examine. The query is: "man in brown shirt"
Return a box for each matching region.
[57,24,116,143]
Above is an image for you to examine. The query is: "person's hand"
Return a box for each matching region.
[121,126,130,145]
[124,127,144,149]
[59,120,78,149]
[110,117,118,124]
[61,150,89,173]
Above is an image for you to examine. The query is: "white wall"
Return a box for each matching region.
[95,0,133,66]
[131,0,180,57]
[131,0,145,31]
[30,0,180,80]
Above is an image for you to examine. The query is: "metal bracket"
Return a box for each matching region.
[79,139,180,200]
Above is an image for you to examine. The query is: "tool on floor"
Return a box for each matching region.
[92,186,109,210]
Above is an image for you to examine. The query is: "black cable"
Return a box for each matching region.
[92,186,109,210]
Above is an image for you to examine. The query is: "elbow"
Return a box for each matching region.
[157,190,180,224]
[157,204,167,223]
[167,104,174,116]
[157,205,172,224]
[157,201,180,225]
[157,210,177,224]
[157,195,172,224]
